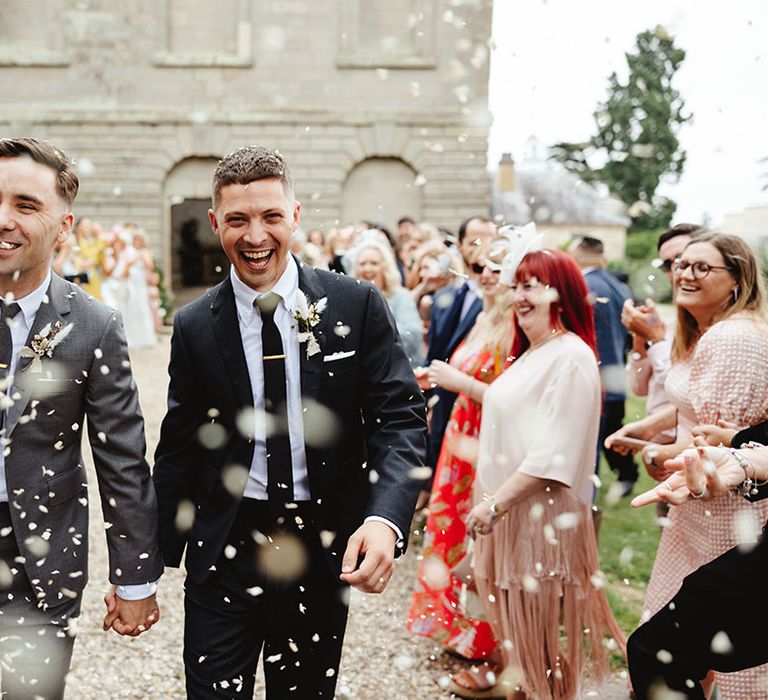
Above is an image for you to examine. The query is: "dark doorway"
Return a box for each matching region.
[171,198,228,291]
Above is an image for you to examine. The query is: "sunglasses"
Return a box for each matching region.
[657,258,676,273]
[470,261,501,275]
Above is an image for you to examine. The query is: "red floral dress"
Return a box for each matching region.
[407,347,504,659]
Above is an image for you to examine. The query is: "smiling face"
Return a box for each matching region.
[355,246,386,291]
[209,178,300,293]
[0,156,73,297]
[673,241,738,324]
[511,276,559,345]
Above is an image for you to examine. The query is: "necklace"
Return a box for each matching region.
[517,330,564,362]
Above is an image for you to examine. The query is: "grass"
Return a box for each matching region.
[597,393,662,636]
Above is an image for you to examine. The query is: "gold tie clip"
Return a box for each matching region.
[263,354,286,361]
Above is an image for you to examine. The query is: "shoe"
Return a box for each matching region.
[449,665,506,699]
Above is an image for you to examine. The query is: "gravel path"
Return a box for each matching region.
[66,332,631,698]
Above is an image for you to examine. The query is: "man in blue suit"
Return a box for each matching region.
[425,215,496,470]
[570,236,637,495]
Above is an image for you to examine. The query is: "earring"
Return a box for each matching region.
[733,287,739,302]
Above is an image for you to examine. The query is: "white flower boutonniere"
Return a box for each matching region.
[291,291,327,359]
[20,321,74,374]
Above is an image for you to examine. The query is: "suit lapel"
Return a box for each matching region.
[210,277,253,409]
[446,295,482,358]
[6,275,71,437]
[295,258,327,403]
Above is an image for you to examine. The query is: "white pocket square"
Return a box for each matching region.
[323,350,356,362]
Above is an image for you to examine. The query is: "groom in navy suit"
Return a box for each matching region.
[153,146,426,698]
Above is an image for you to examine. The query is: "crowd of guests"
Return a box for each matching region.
[54,217,161,348]
[291,215,768,699]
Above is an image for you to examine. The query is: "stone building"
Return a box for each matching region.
[0,0,493,291]
[492,146,630,261]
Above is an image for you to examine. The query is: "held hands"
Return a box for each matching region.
[631,438,745,508]
[340,521,397,594]
[103,586,160,637]
[692,419,739,447]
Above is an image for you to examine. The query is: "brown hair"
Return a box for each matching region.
[212,146,293,206]
[0,137,79,207]
[672,231,767,361]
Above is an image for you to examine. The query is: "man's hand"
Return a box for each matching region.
[339,521,397,593]
[103,586,160,637]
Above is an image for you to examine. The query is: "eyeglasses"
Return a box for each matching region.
[672,258,733,279]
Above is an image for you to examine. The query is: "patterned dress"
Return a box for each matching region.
[407,346,503,659]
[644,312,768,698]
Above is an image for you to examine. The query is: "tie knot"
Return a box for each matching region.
[1,301,21,323]
[254,292,281,319]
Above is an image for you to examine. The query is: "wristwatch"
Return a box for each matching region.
[644,337,664,350]
[485,495,506,521]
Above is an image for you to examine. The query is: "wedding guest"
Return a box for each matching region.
[407,238,514,660]
[426,216,496,471]
[453,249,625,699]
[606,231,768,697]
[52,230,86,284]
[569,235,636,495]
[73,216,106,300]
[623,224,701,442]
[345,231,425,367]
[629,433,768,699]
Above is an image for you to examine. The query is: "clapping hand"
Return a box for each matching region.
[427,360,467,394]
[621,298,666,342]
[103,586,160,637]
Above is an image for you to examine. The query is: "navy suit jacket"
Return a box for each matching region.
[153,258,427,582]
[584,268,632,401]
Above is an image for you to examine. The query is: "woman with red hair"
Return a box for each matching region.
[452,250,625,699]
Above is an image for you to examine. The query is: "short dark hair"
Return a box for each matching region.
[0,137,79,207]
[397,216,416,226]
[657,223,703,251]
[212,146,293,206]
[458,216,493,243]
[575,235,605,255]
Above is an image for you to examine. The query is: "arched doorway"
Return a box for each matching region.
[163,157,227,300]
[341,157,422,232]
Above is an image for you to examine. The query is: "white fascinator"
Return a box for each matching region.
[495,222,545,286]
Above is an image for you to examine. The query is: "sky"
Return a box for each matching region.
[487,0,768,226]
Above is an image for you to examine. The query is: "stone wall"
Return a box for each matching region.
[0,0,493,284]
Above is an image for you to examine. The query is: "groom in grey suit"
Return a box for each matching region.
[0,138,163,699]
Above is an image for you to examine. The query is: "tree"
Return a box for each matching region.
[550,26,691,231]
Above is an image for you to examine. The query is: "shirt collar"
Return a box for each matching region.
[581,266,597,276]
[230,257,299,322]
[1,270,52,326]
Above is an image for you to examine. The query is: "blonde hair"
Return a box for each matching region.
[672,231,767,361]
[468,237,515,362]
[345,231,402,296]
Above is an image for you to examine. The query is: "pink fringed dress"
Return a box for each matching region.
[473,334,626,700]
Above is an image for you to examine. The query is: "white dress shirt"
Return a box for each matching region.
[0,272,155,600]
[230,262,403,542]
[459,278,480,322]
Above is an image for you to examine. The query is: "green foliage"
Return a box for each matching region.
[550,27,691,232]
[154,263,173,323]
[598,394,661,635]
[624,229,662,261]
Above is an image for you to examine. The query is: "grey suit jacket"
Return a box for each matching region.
[4,273,162,610]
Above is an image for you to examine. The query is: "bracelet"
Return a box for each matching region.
[727,447,768,496]
[482,493,506,522]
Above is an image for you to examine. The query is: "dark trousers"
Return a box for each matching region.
[184,500,349,699]
[629,539,768,698]
[599,398,638,483]
[0,504,78,700]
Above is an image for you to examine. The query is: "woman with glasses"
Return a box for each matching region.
[452,249,624,699]
[607,231,768,697]
[408,238,514,661]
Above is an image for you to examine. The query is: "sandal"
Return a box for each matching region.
[449,664,506,699]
